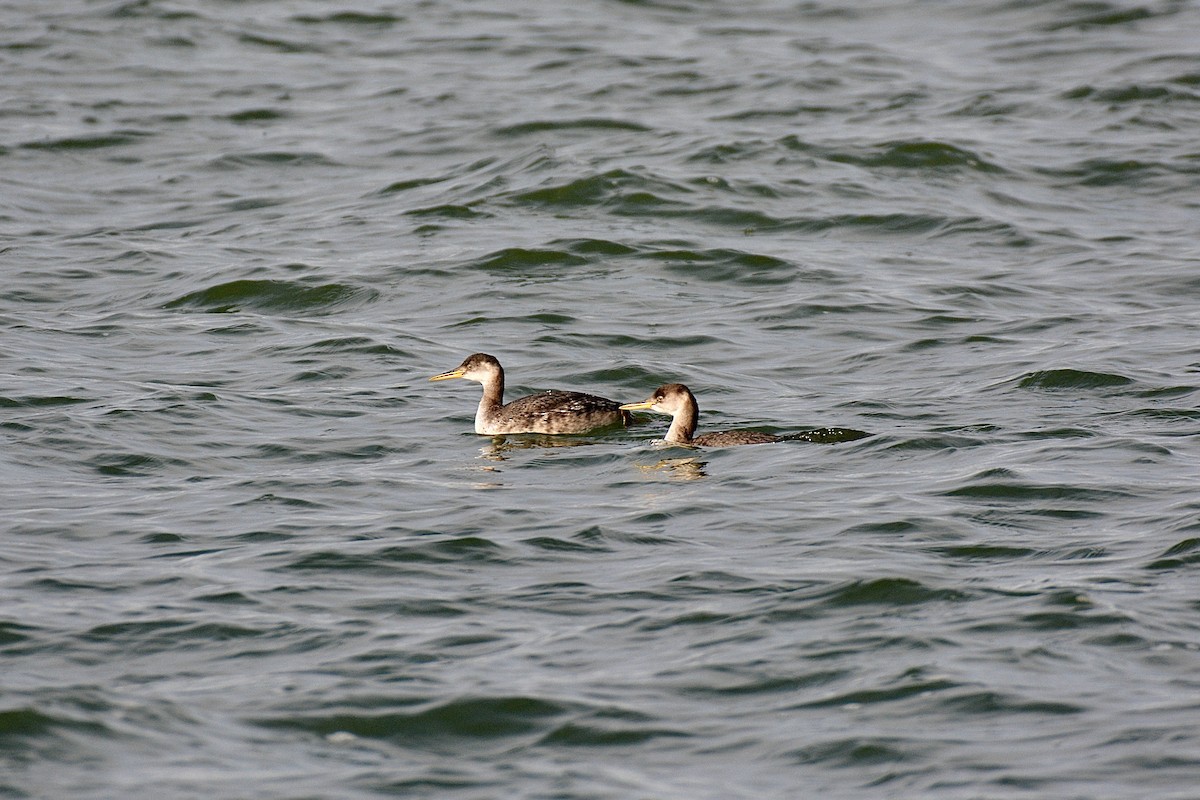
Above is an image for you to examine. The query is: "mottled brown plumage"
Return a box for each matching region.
[430,353,629,435]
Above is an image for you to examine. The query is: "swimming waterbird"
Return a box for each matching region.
[430,353,630,435]
[621,383,870,447]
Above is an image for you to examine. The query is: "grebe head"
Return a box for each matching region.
[619,383,695,416]
[429,353,503,384]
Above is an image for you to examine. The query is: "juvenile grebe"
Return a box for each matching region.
[430,353,630,435]
[620,383,779,446]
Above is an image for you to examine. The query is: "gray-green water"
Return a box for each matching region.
[4,1,1200,797]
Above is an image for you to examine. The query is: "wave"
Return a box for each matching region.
[1015,369,1134,390]
[164,279,378,315]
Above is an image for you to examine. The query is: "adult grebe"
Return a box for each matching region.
[430,353,630,435]
[621,383,872,446]
[620,383,779,446]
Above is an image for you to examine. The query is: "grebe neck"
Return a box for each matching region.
[664,393,699,444]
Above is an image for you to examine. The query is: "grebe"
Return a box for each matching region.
[430,353,630,435]
[620,383,779,446]
[621,383,872,446]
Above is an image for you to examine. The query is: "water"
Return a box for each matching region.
[4,0,1200,797]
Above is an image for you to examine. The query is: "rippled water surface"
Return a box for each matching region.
[4,1,1200,797]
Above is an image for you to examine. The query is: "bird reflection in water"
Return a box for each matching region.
[477,434,604,462]
[635,456,708,481]
[474,435,707,480]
